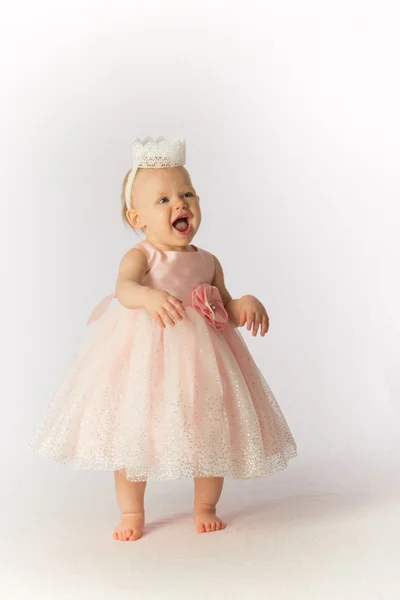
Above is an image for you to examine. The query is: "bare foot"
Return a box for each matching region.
[113,512,144,541]
[193,509,227,534]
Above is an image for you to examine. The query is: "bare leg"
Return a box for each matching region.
[113,470,147,541]
[193,477,227,533]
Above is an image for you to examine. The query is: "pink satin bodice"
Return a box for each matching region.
[87,239,216,324]
[138,240,216,305]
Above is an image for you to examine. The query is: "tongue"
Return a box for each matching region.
[174,218,188,232]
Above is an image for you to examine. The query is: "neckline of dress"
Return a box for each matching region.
[143,239,199,253]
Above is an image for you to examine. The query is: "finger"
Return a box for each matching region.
[159,307,175,327]
[164,301,184,322]
[246,312,254,331]
[169,296,186,314]
[261,315,269,336]
[252,316,261,336]
[239,310,247,327]
[167,298,186,319]
[252,314,261,337]
[154,314,165,329]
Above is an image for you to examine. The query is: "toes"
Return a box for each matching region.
[194,513,227,534]
[125,529,133,540]
[122,528,142,541]
[114,521,144,541]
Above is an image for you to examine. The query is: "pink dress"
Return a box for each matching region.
[30,239,297,481]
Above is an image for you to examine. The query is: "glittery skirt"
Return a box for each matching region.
[30,305,297,481]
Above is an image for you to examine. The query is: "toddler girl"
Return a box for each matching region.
[30,137,297,541]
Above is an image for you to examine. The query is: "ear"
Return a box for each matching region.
[126,209,145,230]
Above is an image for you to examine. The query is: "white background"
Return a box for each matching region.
[1,1,399,598]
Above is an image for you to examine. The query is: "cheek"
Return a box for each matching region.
[155,208,171,225]
[159,208,170,219]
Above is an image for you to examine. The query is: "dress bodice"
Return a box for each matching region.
[86,239,217,325]
[137,239,216,305]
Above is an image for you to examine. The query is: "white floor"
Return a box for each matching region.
[2,458,400,600]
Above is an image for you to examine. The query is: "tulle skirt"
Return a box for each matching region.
[30,304,297,481]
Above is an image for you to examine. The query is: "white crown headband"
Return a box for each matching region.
[124,137,186,210]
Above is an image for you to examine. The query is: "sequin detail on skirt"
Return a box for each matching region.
[30,306,297,481]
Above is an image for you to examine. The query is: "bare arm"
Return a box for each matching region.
[211,255,270,336]
[211,255,242,326]
[115,248,153,309]
[211,255,233,307]
[115,247,186,328]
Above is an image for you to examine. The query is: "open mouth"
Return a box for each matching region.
[172,216,191,234]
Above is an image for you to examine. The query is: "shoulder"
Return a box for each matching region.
[118,244,147,276]
[205,252,231,303]
[196,248,229,282]
[196,246,221,264]
[195,245,214,260]
[194,246,218,276]
[131,238,152,260]
[119,239,158,275]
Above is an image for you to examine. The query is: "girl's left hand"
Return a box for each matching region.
[239,295,270,337]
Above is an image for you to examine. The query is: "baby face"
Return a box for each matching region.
[129,166,201,249]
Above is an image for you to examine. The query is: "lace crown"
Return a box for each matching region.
[124,137,186,209]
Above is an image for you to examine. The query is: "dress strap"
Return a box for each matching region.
[134,239,159,273]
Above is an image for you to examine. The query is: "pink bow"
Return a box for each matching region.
[87,293,117,325]
[191,283,228,330]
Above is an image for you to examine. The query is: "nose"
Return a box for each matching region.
[174,197,188,210]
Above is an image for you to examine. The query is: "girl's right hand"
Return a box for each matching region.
[144,289,186,328]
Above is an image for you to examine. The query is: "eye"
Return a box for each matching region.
[158,197,169,204]
[183,192,194,198]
